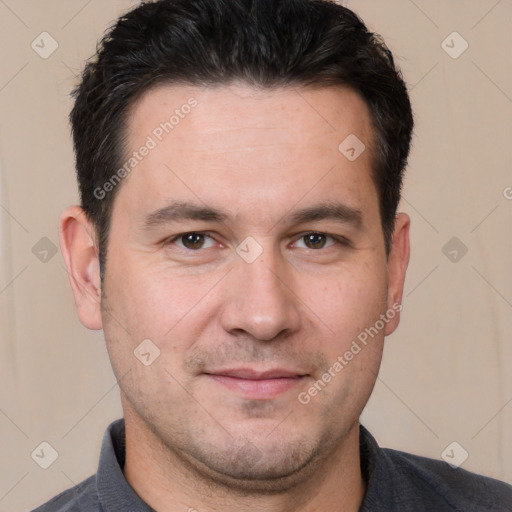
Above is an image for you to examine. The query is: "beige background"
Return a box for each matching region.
[1,1,511,510]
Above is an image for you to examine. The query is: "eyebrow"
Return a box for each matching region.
[142,201,229,229]
[286,202,363,229]
[141,200,363,230]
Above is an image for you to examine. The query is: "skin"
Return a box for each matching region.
[60,83,410,512]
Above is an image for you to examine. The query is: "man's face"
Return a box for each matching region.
[97,83,407,487]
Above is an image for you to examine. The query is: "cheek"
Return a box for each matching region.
[101,261,209,409]
[305,265,388,415]
[103,255,225,356]
[305,261,388,341]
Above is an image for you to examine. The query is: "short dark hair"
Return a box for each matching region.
[70,0,413,273]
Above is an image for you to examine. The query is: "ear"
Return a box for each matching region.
[59,206,103,330]
[384,213,410,336]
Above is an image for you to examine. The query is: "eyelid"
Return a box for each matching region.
[167,231,218,250]
[292,231,351,247]
[165,230,351,251]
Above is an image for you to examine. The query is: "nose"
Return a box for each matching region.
[219,249,302,341]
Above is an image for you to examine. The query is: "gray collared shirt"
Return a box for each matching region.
[32,419,512,511]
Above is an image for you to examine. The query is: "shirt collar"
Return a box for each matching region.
[96,418,154,512]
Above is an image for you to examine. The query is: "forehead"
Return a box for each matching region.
[127,82,373,150]
[116,82,378,225]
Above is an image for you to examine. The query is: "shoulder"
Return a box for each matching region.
[359,425,512,511]
[30,475,99,512]
[382,447,512,511]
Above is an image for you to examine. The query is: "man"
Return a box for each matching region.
[34,0,512,510]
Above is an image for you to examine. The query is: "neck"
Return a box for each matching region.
[122,408,365,512]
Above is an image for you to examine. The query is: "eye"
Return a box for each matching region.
[293,232,337,250]
[171,232,216,250]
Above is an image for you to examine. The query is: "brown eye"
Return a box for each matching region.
[180,233,207,250]
[303,233,328,249]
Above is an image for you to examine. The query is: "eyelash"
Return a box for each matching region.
[167,231,350,251]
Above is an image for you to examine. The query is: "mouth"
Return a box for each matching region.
[203,368,309,399]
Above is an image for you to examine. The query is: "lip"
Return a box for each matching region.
[206,368,306,379]
[204,368,308,399]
